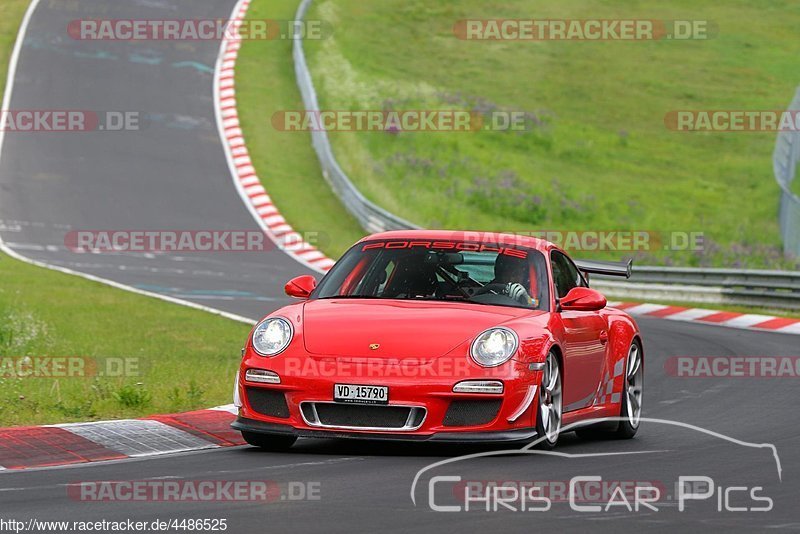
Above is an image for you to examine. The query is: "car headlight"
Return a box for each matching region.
[252,317,293,356]
[470,327,519,367]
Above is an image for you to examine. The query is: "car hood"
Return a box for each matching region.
[302,299,540,361]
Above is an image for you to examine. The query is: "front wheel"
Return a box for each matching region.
[534,351,562,449]
[241,431,297,451]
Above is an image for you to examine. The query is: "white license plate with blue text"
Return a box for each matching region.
[334,384,389,405]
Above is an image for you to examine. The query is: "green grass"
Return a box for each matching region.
[0,2,251,425]
[296,0,800,269]
[0,254,252,426]
[236,0,364,258]
[0,1,27,72]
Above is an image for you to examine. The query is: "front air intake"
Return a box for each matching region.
[245,387,290,418]
[443,399,502,426]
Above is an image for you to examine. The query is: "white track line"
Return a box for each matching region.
[0,0,42,155]
[0,0,267,326]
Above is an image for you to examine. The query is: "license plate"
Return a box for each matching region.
[334,384,389,405]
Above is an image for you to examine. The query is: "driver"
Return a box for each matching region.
[491,254,536,307]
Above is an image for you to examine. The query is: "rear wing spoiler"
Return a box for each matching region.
[574,259,632,279]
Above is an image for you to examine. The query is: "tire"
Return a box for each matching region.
[534,351,562,450]
[241,431,297,451]
[576,339,643,441]
[615,339,643,439]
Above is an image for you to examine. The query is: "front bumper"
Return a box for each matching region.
[235,352,542,442]
[232,416,538,443]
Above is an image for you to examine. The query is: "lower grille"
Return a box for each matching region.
[443,399,502,427]
[301,402,425,430]
[246,387,290,419]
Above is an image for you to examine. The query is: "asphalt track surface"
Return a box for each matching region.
[0,0,314,321]
[0,1,798,533]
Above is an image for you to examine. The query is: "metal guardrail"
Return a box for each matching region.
[773,87,800,258]
[292,0,799,311]
[592,267,800,311]
[293,0,419,234]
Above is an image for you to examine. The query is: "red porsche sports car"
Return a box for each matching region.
[232,231,643,450]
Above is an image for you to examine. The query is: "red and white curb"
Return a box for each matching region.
[215,0,336,274]
[0,406,241,471]
[610,302,800,335]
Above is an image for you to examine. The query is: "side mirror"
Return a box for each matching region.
[560,287,606,312]
[285,275,317,299]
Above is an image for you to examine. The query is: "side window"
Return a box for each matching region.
[551,251,585,299]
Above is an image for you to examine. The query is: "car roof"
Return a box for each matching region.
[358,230,557,254]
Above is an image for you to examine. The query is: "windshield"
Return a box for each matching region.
[312,239,550,311]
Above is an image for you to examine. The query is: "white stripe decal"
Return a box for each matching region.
[508,385,537,423]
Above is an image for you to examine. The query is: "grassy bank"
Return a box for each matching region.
[299,0,799,269]
[0,254,252,426]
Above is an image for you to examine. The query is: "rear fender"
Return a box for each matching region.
[597,313,641,405]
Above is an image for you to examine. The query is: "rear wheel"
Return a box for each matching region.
[615,340,643,438]
[534,352,562,449]
[241,431,297,451]
[576,339,643,440]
